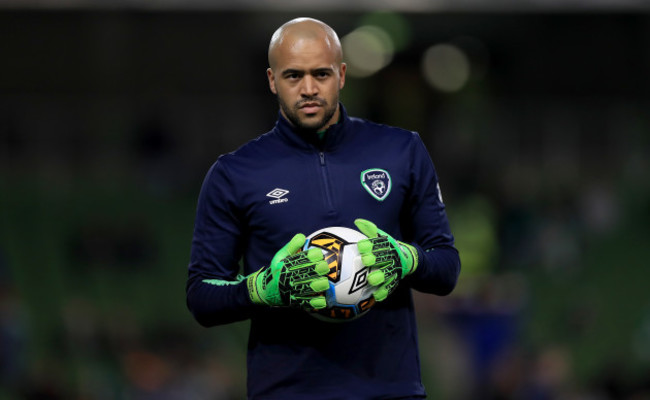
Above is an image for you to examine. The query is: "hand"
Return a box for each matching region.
[246,234,330,310]
[354,219,419,302]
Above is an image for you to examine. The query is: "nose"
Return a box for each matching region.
[300,75,318,97]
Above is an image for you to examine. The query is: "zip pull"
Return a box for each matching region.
[319,152,326,166]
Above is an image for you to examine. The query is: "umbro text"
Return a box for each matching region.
[269,198,289,205]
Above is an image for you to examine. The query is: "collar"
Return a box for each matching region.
[274,103,350,151]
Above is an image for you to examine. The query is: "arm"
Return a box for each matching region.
[186,159,329,327]
[355,134,460,301]
[406,244,460,296]
[186,275,254,327]
[186,159,254,327]
[402,133,460,295]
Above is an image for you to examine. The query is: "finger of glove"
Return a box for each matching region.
[361,252,399,269]
[314,260,330,275]
[285,233,307,255]
[368,237,400,260]
[361,253,376,267]
[272,233,306,267]
[357,238,373,254]
[368,269,385,286]
[373,286,389,302]
[308,296,327,310]
[373,275,398,302]
[365,236,404,273]
[354,219,395,242]
[358,235,394,253]
[291,276,329,295]
[359,238,393,262]
[354,218,379,238]
[309,277,329,292]
[360,240,398,267]
[306,247,324,262]
[292,295,327,310]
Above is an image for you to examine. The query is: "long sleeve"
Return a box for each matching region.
[402,134,461,295]
[408,244,460,295]
[186,159,256,327]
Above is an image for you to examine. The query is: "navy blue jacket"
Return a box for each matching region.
[187,105,460,399]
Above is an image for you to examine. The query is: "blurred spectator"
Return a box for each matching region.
[0,249,27,396]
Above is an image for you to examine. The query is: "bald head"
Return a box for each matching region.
[265,18,346,132]
[268,17,343,70]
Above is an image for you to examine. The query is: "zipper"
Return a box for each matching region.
[318,151,335,212]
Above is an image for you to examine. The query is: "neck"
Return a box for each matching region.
[320,105,340,132]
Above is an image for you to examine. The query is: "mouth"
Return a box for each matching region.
[299,101,324,115]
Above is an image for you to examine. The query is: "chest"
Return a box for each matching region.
[237,148,411,265]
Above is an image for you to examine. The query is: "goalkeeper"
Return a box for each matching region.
[186,17,460,400]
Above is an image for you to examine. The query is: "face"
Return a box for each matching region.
[267,36,346,132]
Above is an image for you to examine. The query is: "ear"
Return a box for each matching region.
[339,63,347,90]
[267,68,277,94]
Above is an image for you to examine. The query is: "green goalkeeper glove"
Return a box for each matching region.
[354,219,419,302]
[246,233,330,310]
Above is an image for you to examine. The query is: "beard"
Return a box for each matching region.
[278,95,338,132]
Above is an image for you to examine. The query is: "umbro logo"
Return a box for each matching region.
[267,188,289,205]
[349,267,369,294]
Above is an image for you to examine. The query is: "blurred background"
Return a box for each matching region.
[1,1,650,399]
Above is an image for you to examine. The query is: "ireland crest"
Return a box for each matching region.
[361,168,391,201]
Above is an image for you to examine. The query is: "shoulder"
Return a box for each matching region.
[212,129,281,169]
[201,131,279,188]
[228,129,280,159]
[347,116,421,145]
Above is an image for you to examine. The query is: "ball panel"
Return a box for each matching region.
[302,226,376,322]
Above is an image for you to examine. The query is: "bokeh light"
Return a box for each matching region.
[421,43,471,93]
[343,25,394,78]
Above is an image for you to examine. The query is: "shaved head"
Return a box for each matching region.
[268,17,343,70]
[266,18,346,132]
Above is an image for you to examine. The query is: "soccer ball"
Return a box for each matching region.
[302,226,376,322]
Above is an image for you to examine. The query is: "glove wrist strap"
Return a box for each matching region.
[398,242,419,276]
[247,270,265,305]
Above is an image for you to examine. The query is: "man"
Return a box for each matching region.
[187,17,461,399]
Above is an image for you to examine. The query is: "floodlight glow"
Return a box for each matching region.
[421,43,470,93]
[343,26,395,78]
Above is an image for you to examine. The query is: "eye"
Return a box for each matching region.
[283,71,302,81]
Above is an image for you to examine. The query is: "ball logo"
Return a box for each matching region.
[308,232,348,282]
[361,168,392,201]
[349,267,369,294]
